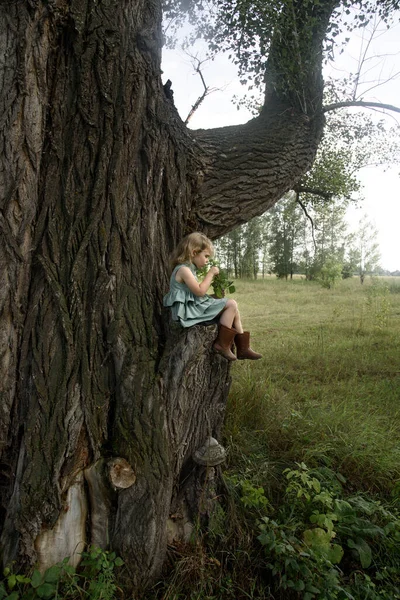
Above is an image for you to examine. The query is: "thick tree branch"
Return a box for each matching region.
[189,0,340,238]
[192,108,325,239]
[322,100,400,114]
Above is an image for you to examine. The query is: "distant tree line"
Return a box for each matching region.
[215,195,382,287]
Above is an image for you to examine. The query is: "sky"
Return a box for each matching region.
[162,15,400,271]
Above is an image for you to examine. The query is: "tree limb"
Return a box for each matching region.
[322,100,400,114]
[295,192,317,251]
[185,89,210,125]
[184,55,217,125]
[293,186,333,200]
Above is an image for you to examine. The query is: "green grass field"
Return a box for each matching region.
[226,276,400,497]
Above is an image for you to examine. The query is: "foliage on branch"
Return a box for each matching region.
[295,106,400,208]
[163,0,400,101]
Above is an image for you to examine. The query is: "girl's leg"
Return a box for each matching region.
[213,299,238,361]
[218,299,243,332]
[232,308,243,333]
[214,299,261,360]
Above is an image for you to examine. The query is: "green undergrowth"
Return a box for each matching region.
[148,462,400,599]
[0,547,124,600]
[149,277,400,600]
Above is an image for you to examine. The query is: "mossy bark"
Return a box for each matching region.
[0,0,336,590]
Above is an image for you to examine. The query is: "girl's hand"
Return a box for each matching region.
[209,266,219,276]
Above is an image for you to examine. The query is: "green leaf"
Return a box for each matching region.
[44,566,61,584]
[311,479,321,493]
[31,570,42,589]
[114,557,124,567]
[36,583,56,599]
[348,537,372,568]
[7,575,16,591]
[303,527,343,563]
[293,579,305,591]
[328,543,344,565]
[303,527,331,550]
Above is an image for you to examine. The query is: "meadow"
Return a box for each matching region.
[226,276,400,496]
[151,276,400,600]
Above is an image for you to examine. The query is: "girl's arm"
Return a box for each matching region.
[176,266,219,297]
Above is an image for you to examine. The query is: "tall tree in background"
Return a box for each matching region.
[216,217,268,278]
[216,228,243,278]
[268,197,304,279]
[240,218,264,278]
[0,0,398,591]
[309,201,349,278]
[349,215,381,283]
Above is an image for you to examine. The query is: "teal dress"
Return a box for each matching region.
[163,263,227,328]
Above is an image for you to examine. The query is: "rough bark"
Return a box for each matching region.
[0,0,337,591]
[192,109,324,237]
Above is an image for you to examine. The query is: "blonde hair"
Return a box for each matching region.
[169,232,214,271]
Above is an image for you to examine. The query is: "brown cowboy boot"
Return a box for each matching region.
[235,331,262,360]
[213,325,237,361]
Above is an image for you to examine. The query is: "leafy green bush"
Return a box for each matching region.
[257,463,400,599]
[225,474,270,511]
[316,260,343,289]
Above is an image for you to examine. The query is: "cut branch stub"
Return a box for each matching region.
[193,436,226,466]
[108,458,136,490]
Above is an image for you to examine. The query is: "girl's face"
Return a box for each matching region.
[192,248,211,269]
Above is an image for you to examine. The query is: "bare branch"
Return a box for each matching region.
[355,69,400,100]
[326,20,400,120]
[183,52,219,125]
[322,100,400,114]
[185,89,210,124]
[294,186,333,200]
[294,192,317,251]
[352,17,380,100]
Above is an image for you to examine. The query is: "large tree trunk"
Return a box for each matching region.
[0,0,336,590]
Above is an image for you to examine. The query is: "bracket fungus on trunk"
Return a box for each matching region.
[193,437,226,467]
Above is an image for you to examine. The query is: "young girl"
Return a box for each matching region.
[163,232,262,361]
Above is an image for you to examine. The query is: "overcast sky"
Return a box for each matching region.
[162,16,400,271]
